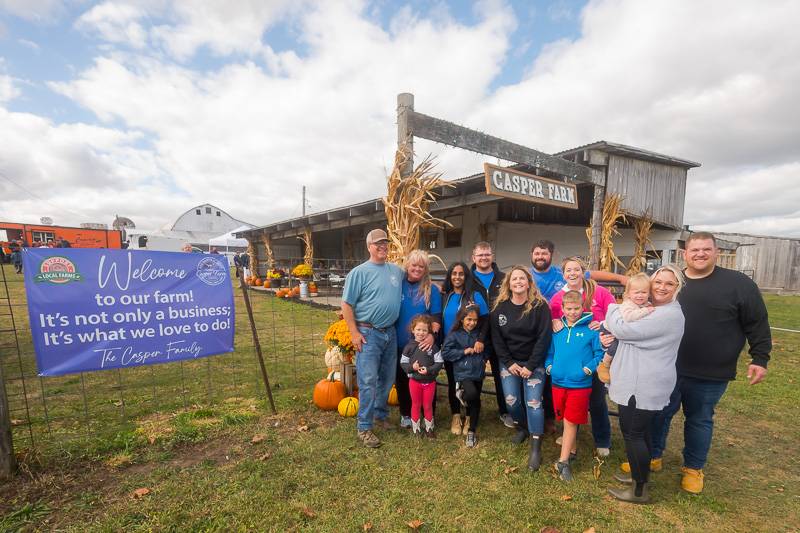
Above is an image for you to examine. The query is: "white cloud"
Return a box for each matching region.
[0,0,66,22]
[0,74,20,102]
[1,0,799,238]
[17,38,41,51]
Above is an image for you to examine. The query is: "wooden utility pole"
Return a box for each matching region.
[397,93,415,178]
[302,185,307,216]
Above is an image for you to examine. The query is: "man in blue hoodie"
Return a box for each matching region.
[545,290,604,481]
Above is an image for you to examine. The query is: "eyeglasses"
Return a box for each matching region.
[473,253,492,258]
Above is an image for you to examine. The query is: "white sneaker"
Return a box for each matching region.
[596,447,610,458]
[399,416,412,429]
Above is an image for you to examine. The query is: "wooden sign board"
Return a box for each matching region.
[483,163,579,210]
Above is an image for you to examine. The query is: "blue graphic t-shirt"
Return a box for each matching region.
[442,291,489,335]
[342,261,403,328]
[396,279,443,348]
[530,266,590,301]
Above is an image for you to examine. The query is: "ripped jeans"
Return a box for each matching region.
[499,364,545,436]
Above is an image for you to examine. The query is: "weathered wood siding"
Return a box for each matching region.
[606,155,687,228]
[718,233,800,292]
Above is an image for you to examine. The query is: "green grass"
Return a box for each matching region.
[2,265,799,531]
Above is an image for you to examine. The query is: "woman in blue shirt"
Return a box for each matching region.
[441,261,489,435]
[395,250,442,429]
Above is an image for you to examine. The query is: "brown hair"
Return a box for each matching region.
[491,265,547,316]
[472,241,493,253]
[685,231,717,248]
[561,290,583,306]
[408,314,432,333]
[561,256,596,312]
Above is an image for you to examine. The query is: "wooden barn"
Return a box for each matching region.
[713,232,800,293]
[237,140,700,281]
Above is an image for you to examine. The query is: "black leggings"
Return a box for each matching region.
[461,379,483,432]
[618,395,658,485]
[395,351,412,417]
[446,355,505,418]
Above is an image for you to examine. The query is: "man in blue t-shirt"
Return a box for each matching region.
[529,239,569,301]
[342,228,403,448]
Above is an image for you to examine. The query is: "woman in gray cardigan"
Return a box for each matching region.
[604,265,685,503]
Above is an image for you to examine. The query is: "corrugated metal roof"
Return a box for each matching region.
[556,141,701,169]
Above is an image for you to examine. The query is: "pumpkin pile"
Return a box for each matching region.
[245,276,262,286]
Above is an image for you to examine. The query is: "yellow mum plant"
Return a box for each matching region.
[292,263,313,278]
[324,319,355,356]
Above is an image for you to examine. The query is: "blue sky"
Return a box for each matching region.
[1,0,799,236]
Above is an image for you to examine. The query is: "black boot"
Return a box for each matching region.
[528,436,542,471]
[511,427,528,445]
[608,482,650,504]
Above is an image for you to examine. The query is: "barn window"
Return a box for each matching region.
[216,211,220,216]
[498,200,535,223]
[422,230,438,250]
[205,207,212,214]
[444,215,463,248]
[195,209,201,215]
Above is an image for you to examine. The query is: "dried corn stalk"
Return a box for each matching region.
[585,193,627,272]
[261,232,275,269]
[297,226,313,266]
[247,238,258,277]
[626,210,655,275]
[384,141,452,265]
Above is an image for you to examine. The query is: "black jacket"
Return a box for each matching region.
[677,267,772,381]
[491,299,552,371]
[442,328,486,382]
[470,263,505,356]
[400,340,443,384]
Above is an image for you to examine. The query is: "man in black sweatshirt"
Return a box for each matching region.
[649,232,772,494]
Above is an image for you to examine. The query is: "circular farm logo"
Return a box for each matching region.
[196,257,227,286]
[34,256,83,284]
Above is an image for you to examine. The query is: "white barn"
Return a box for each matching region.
[162,204,252,249]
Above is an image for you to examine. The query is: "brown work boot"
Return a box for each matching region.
[357,430,381,448]
[450,414,463,435]
[681,467,704,494]
[597,360,611,384]
[461,417,471,435]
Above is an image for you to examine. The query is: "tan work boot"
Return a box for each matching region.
[681,467,704,494]
[450,414,462,435]
[621,457,662,473]
[357,430,381,448]
[461,417,471,435]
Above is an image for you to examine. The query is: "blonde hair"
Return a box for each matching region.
[624,272,652,298]
[404,249,433,308]
[561,256,596,312]
[492,265,547,316]
[650,264,685,302]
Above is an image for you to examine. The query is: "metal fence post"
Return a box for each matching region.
[0,359,16,479]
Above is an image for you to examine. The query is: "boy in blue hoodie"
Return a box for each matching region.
[545,290,604,481]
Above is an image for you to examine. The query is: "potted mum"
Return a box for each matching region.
[291,263,313,297]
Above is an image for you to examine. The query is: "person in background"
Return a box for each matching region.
[210,247,220,254]
[395,250,442,429]
[643,232,772,494]
[341,229,403,448]
[441,261,490,436]
[470,241,514,429]
[11,241,23,274]
[58,238,71,248]
[491,266,552,471]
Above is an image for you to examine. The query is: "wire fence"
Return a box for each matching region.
[0,262,339,460]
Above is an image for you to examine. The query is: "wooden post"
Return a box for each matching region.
[238,269,277,414]
[397,93,414,178]
[0,360,16,479]
[589,168,606,269]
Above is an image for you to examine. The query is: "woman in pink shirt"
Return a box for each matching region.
[549,256,615,456]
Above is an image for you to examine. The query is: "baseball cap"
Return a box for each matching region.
[366,228,390,245]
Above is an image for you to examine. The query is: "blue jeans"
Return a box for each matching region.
[650,375,729,469]
[355,326,397,431]
[499,364,545,436]
[589,375,612,448]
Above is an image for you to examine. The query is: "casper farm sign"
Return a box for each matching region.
[483,163,578,210]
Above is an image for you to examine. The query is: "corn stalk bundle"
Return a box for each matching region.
[626,209,655,275]
[297,226,313,266]
[585,193,627,272]
[384,143,452,265]
[247,239,258,277]
[261,232,275,269]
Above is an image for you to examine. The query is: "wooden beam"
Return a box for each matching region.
[589,168,606,269]
[397,93,414,178]
[407,110,598,185]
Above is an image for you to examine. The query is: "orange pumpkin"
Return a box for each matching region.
[292,286,301,296]
[263,279,271,288]
[313,375,346,410]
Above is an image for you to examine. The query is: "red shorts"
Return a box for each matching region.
[551,386,592,424]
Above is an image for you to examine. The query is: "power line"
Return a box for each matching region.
[0,170,94,221]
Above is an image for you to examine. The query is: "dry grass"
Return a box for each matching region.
[384,140,452,265]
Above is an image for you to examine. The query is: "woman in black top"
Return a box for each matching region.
[491,265,552,471]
